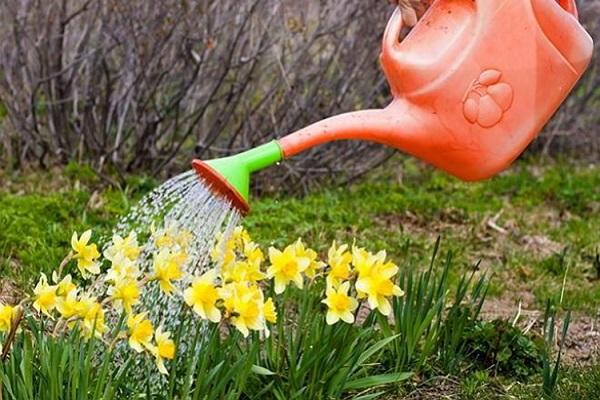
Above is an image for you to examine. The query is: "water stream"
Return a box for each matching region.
[101,169,241,385]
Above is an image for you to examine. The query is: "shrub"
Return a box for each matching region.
[463,319,543,379]
[2,0,597,186]
[0,0,391,191]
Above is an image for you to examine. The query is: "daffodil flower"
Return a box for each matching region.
[78,295,106,339]
[183,269,221,323]
[175,229,193,249]
[0,303,15,332]
[210,232,236,268]
[104,232,141,262]
[263,297,277,324]
[231,226,251,249]
[326,241,353,287]
[293,239,325,278]
[108,280,141,313]
[351,246,383,277]
[152,327,175,375]
[56,289,81,319]
[224,283,266,337]
[355,258,404,316]
[267,245,310,294]
[243,241,264,267]
[152,249,185,295]
[52,272,77,297]
[322,281,358,325]
[33,273,58,316]
[222,260,265,284]
[127,312,155,353]
[151,222,185,250]
[71,230,101,277]
[218,282,237,316]
[105,253,140,283]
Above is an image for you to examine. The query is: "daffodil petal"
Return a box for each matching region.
[340,311,355,324]
[326,311,339,325]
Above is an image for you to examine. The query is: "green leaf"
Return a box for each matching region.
[251,364,276,376]
[344,372,413,391]
[351,391,386,400]
[357,334,400,366]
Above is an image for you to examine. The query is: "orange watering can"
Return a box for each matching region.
[193,0,594,214]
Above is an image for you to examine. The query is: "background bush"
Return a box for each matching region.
[0,0,598,192]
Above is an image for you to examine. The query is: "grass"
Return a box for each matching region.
[399,363,600,400]
[247,157,600,311]
[1,157,599,312]
[0,156,598,398]
[0,167,156,290]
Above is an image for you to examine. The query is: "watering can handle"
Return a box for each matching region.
[557,0,578,18]
[379,0,580,96]
[381,7,404,56]
[382,0,579,52]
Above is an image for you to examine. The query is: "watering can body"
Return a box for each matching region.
[279,0,594,181]
[193,0,594,213]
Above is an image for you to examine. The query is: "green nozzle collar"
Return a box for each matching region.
[204,140,283,203]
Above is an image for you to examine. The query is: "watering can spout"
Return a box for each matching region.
[192,141,282,215]
[193,106,423,215]
[277,105,421,159]
[192,0,593,214]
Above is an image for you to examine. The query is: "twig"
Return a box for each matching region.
[57,252,74,278]
[512,300,522,327]
[486,210,508,234]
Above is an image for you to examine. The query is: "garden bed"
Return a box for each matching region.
[1,157,599,399]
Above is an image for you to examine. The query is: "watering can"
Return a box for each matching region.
[193,0,593,214]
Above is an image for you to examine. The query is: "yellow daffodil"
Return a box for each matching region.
[222,260,265,284]
[105,253,140,284]
[267,246,310,294]
[153,327,175,375]
[108,280,140,313]
[243,241,264,267]
[127,312,155,353]
[355,255,404,316]
[183,269,221,323]
[33,273,58,316]
[78,296,107,339]
[293,239,325,278]
[326,241,353,287]
[105,232,141,261]
[351,246,383,277]
[151,222,183,249]
[264,297,277,324]
[211,227,252,267]
[175,229,193,249]
[52,272,77,297]
[0,303,15,332]
[322,282,358,325]
[75,293,97,318]
[56,289,81,319]
[71,230,101,277]
[231,226,251,248]
[210,233,236,268]
[218,282,238,315]
[152,249,185,295]
[224,283,265,337]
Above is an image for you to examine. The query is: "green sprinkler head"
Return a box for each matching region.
[192,141,283,215]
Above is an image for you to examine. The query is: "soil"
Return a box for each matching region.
[481,296,600,365]
[0,279,21,305]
